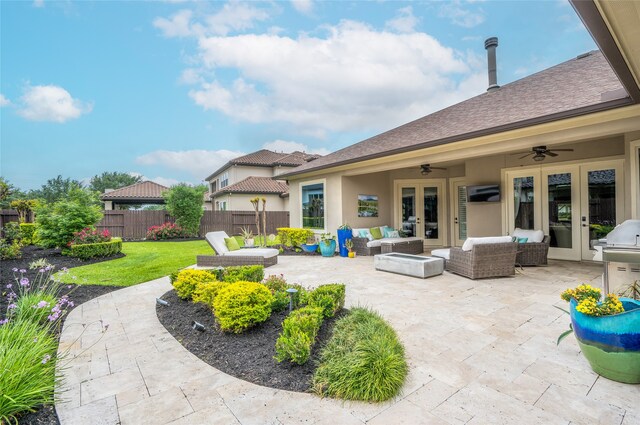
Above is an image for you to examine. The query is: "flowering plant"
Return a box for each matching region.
[146,222,189,240]
[70,227,111,246]
[561,284,624,317]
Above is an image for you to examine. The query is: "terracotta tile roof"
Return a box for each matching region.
[100,181,168,201]
[205,150,321,180]
[281,51,629,178]
[212,176,289,197]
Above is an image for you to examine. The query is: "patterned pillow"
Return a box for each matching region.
[387,230,400,238]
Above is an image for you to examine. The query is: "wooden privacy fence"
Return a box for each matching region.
[95,210,290,240]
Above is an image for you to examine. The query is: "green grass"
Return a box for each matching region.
[58,240,211,287]
[312,307,408,402]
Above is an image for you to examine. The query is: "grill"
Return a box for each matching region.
[601,220,640,294]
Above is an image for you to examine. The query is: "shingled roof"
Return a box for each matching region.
[211,176,289,197]
[100,181,168,201]
[280,50,630,178]
[205,150,321,180]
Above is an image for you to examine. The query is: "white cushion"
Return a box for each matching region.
[221,248,279,258]
[366,239,383,248]
[430,248,450,260]
[512,228,544,243]
[380,237,421,244]
[205,231,230,254]
[461,236,513,251]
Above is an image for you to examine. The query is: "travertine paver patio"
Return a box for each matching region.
[55,256,639,425]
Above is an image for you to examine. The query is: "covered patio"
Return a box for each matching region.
[55,256,637,424]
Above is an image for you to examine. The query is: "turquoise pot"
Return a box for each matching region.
[569,297,640,383]
[319,240,336,257]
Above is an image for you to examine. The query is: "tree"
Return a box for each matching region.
[30,175,81,204]
[163,184,206,237]
[10,199,40,222]
[0,177,27,209]
[89,171,142,194]
[35,188,103,248]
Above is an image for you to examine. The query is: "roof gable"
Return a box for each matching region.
[100,181,168,201]
[212,176,289,196]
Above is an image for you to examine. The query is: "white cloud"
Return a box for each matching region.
[33,0,44,8]
[0,94,10,107]
[17,84,92,123]
[291,0,313,15]
[148,176,181,187]
[262,140,331,156]
[385,6,419,34]
[154,9,194,38]
[439,1,485,28]
[185,19,484,136]
[135,149,246,180]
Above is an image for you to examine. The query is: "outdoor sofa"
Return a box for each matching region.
[197,231,279,268]
[511,228,550,266]
[351,226,423,256]
[432,236,518,279]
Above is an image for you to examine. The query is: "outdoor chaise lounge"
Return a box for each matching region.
[440,236,518,279]
[197,231,279,268]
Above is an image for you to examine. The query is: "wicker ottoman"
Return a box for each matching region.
[381,239,424,255]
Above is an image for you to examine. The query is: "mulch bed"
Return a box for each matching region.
[1,245,123,425]
[156,289,345,393]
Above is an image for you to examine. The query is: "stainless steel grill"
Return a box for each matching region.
[602,220,640,294]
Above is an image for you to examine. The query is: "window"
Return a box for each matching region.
[210,181,217,193]
[218,201,227,211]
[302,182,324,229]
[220,172,229,188]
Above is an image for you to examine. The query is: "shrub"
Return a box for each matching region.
[312,307,408,402]
[64,239,122,260]
[220,265,264,283]
[0,320,58,423]
[172,269,217,300]
[19,223,37,245]
[146,222,189,240]
[163,184,206,237]
[213,281,273,333]
[276,228,314,248]
[275,306,324,365]
[308,284,345,318]
[263,274,288,292]
[271,290,290,312]
[35,187,103,248]
[70,227,111,245]
[0,238,21,260]
[2,222,22,243]
[192,281,231,309]
[14,293,59,325]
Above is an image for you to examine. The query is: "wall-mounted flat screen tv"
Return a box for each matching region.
[467,185,500,202]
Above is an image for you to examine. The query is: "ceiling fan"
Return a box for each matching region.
[513,145,574,162]
[420,164,446,175]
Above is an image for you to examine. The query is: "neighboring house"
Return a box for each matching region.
[101,181,168,210]
[279,0,640,263]
[205,149,321,211]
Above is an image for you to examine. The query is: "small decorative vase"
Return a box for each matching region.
[320,240,337,257]
[244,239,255,248]
[337,229,352,257]
[348,251,355,258]
[301,243,318,253]
[569,297,640,384]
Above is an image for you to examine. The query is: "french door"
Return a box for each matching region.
[505,160,624,261]
[450,178,468,247]
[395,179,447,247]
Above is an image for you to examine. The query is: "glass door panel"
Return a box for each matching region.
[401,187,416,237]
[513,176,535,230]
[423,187,438,240]
[548,173,572,249]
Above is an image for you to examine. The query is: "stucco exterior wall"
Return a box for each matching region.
[211,193,286,211]
[341,172,392,228]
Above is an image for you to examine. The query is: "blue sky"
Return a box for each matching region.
[1,0,596,191]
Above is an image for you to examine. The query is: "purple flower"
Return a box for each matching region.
[41,354,51,364]
[19,269,26,273]
[36,300,50,309]
[47,313,59,321]
[68,301,74,307]
[12,268,18,272]
[5,284,12,289]
[45,265,53,271]
[19,278,29,287]
[62,267,68,272]
[38,268,45,273]
[8,303,17,310]
[7,292,17,301]
[0,319,8,326]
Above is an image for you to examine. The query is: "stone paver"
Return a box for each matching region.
[55,257,635,425]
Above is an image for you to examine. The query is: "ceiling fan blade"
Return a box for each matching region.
[549,148,574,152]
[546,151,558,157]
[432,167,447,170]
[518,153,533,159]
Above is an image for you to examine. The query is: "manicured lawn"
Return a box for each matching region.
[58,240,211,287]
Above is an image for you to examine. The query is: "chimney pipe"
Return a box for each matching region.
[484,37,499,91]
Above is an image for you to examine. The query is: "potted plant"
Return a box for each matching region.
[301,235,319,254]
[558,283,640,384]
[344,239,355,258]
[319,233,337,257]
[337,224,352,257]
[240,227,255,248]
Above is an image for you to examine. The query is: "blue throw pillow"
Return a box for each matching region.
[518,237,528,243]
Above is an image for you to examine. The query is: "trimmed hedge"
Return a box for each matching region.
[172,269,217,300]
[275,306,324,365]
[221,265,264,283]
[308,284,345,318]
[64,238,122,260]
[312,307,408,402]
[192,281,231,309]
[276,228,314,248]
[213,281,273,333]
[19,223,37,245]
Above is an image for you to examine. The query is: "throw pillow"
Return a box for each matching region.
[224,237,241,251]
[370,227,383,240]
[382,226,394,237]
[387,230,400,238]
[517,237,528,244]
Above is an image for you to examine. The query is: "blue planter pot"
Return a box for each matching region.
[319,240,337,257]
[301,244,318,253]
[337,229,352,257]
[569,297,640,383]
